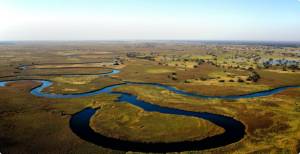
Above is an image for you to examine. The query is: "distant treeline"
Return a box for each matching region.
[0,41,16,45]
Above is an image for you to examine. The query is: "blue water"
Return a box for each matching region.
[1,68,299,152]
[1,68,298,100]
[0,82,6,87]
[2,79,297,100]
[127,82,300,99]
[70,93,245,152]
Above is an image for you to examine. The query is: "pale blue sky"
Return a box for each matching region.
[1,0,300,41]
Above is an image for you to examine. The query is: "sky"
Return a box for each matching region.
[0,0,300,41]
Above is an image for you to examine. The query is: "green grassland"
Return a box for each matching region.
[43,75,122,94]
[114,85,300,153]
[0,42,300,153]
[0,81,124,154]
[90,102,224,143]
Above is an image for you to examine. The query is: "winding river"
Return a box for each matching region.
[1,67,299,152]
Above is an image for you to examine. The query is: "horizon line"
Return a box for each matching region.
[1,39,300,43]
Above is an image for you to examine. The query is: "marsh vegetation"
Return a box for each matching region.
[0,41,300,153]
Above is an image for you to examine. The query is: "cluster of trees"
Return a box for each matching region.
[126,52,139,58]
[217,70,260,83]
[167,72,178,80]
[247,71,260,82]
[127,52,158,61]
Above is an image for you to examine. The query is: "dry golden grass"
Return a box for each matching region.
[52,76,99,85]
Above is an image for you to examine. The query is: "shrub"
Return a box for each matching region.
[247,71,260,82]
[238,78,244,83]
[172,76,178,80]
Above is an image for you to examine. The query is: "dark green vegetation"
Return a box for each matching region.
[0,42,300,153]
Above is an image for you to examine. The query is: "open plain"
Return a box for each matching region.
[0,41,300,153]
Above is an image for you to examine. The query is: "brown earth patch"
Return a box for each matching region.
[260,101,280,107]
[237,109,274,136]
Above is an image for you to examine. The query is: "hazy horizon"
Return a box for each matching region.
[1,0,300,41]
